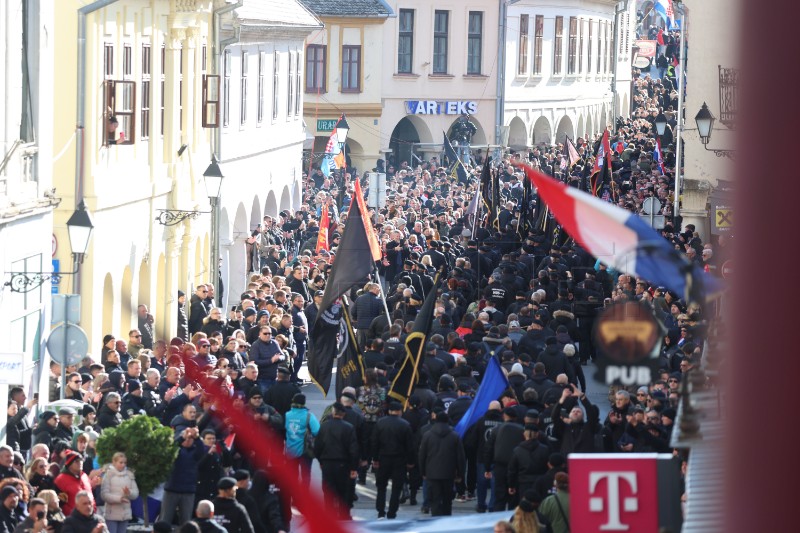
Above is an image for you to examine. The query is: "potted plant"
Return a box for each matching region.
[96,415,178,528]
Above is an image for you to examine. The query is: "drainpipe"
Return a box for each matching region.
[212,0,242,159]
[496,0,508,154]
[74,0,119,294]
[610,0,629,127]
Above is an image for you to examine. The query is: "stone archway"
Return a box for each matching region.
[389,115,434,167]
[250,196,261,232]
[554,115,575,145]
[600,106,608,131]
[586,113,595,139]
[120,266,133,335]
[155,253,167,341]
[229,203,249,302]
[219,208,231,311]
[280,186,291,213]
[576,115,585,142]
[532,116,552,145]
[293,175,302,211]
[137,259,150,314]
[194,237,203,286]
[265,191,278,219]
[507,116,528,150]
[102,273,114,341]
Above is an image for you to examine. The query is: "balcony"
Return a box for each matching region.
[718,65,738,129]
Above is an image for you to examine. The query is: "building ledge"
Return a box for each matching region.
[393,73,420,79]
[428,73,455,79]
[463,74,489,80]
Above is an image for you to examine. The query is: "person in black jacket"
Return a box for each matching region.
[194,500,226,533]
[263,367,300,417]
[371,402,414,519]
[212,478,254,533]
[189,286,210,336]
[463,401,503,513]
[507,423,550,498]
[352,284,384,350]
[314,402,359,519]
[551,384,599,455]
[231,471,268,533]
[177,291,189,342]
[418,412,465,517]
[484,407,525,512]
[60,491,105,533]
[0,486,21,533]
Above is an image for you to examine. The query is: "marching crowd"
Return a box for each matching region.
[1,26,716,533]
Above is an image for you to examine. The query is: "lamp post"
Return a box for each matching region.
[203,156,224,306]
[334,115,349,209]
[655,112,668,141]
[694,102,734,159]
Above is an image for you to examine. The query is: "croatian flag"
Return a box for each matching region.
[514,163,722,300]
[320,130,341,177]
[654,0,677,30]
[654,138,665,174]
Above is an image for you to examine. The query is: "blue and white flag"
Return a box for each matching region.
[454,356,509,438]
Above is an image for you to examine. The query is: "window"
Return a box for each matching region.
[223,50,230,127]
[287,51,294,116]
[160,45,165,136]
[257,52,265,123]
[588,21,593,73]
[241,52,248,125]
[123,44,132,78]
[305,45,326,92]
[597,21,603,74]
[554,16,563,75]
[141,44,151,140]
[179,49,184,133]
[467,12,483,74]
[433,10,449,74]
[104,80,136,145]
[104,44,114,79]
[272,51,279,120]
[294,51,301,116]
[202,44,207,72]
[568,17,578,74]
[533,15,543,75]
[202,75,220,128]
[579,20,586,73]
[606,21,612,73]
[398,9,414,73]
[518,14,529,75]
[342,45,361,92]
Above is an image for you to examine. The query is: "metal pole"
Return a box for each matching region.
[496,0,508,149]
[60,295,68,400]
[674,10,687,220]
[210,197,219,306]
[373,269,392,323]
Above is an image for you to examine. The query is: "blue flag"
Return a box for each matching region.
[454,356,509,438]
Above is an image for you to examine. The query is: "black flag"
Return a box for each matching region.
[388,271,442,405]
[491,166,501,231]
[335,302,366,400]
[443,132,468,184]
[315,193,375,323]
[479,157,492,215]
[307,300,343,396]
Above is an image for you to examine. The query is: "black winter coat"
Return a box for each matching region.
[418,421,466,480]
[537,345,575,383]
[484,422,525,467]
[314,418,359,469]
[508,438,550,493]
[371,415,414,463]
[61,510,104,533]
[212,497,254,533]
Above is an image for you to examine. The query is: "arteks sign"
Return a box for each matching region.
[570,454,682,532]
[404,100,478,115]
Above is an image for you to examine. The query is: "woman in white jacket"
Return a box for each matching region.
[100,452,139,533]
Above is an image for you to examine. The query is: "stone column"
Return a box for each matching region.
[164,27,185,164]
[680,178,712,243]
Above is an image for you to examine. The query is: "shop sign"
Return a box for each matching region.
[405,100,478,115]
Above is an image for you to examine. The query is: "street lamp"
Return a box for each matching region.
[334,116,349,210]
[694,102,734,159]
[655,112,668,139]
[335,115,350,144]
[4,202,94,293]
[203,156,224,306]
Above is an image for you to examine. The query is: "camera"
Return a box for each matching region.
[37,512,45,520]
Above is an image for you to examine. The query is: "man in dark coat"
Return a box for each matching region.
[60,491,105,533]
[483,407,525,511]
[537,337,575,383]
[231,471,269,533]
[0,486,21,533]
[371,402,415,519]
[418,412,465,516]
[189,285,210,335]
[195,500,227,533]
[352,283,384,349]
[507,423,550,497]
[263,367,300,417]
[551,385,600,455]
[314,402,360,519]
[212,478,254,533]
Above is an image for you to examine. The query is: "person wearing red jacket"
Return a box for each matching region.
[54,451,94,516]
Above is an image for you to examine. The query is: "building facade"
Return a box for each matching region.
[503,0,636,150]
[380,1,500,165]
[300,0,391,175]
[0,0,57,433]
[49,0,320,354]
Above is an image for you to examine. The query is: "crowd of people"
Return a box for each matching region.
[1,23,718,533]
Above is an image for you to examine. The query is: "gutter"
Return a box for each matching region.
[212,0,243,159]
[610,0,629,125]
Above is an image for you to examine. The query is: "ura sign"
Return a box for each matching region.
[404,100,478,115]
[570,454,682,532]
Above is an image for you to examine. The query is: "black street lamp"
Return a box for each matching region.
[695,102,734,159]
[655,112,668,139]
[204,156,224,306]
[5,202,94,292]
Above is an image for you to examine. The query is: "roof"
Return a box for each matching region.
[298,0,392,18]
[234,0,323,29]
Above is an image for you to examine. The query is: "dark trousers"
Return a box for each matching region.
[456,450,477,496]
[492,464,518,511]
[428,478,455,516]
[290,341,306,383]
[321,460,352,519]
[358,422,376,483]
[375,457,406,517]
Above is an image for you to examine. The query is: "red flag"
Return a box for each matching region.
[316,205,330,253]
[657,28,665,45]
[352,179,382,261]
[224,433,235,449]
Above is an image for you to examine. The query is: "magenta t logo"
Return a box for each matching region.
[588,472,638,530]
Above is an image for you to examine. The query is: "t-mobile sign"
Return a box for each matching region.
[570,454,682,532]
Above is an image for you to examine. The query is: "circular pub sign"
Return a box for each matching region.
[593,301,663,386]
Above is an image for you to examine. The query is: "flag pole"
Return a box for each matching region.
[372,266,393,324]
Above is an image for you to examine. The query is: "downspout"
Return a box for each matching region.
[74,0,119,295]
[673,5,687,221]
[610,0,629,127]
[75,0,120,208]
[212,0,243,159]
[496,0,509,154]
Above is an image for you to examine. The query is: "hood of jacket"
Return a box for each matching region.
[431,421,453,437]
[552,309,575,321]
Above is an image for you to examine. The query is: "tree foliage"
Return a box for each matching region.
[96,415,178,499]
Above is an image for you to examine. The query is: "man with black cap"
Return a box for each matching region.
[508,422,550,498]
[446,383,473,426]
[54,408,78,447]
[232,470,280,533]
[264,366,300,417]
[31,411,58,451]
[423,343,447,386]
[418,411,465,516]
[120,380,147,420]
[371,401,414,519]
[212,477,253,533]
[0,485,21,533]
[314,402,359,519]
[483,406,525,511]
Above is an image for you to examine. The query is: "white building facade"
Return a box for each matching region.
[0,0,57,434]
[503,0,636,149]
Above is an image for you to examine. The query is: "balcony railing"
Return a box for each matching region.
[718,65,738,129]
